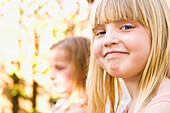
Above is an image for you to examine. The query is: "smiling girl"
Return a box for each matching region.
[87,0,170,113]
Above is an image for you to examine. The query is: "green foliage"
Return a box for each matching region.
[27,108,37,113]
[20,9,23,14]
[10,84,28,98]
[11,84,19,97]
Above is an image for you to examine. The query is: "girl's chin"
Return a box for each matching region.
[52,82,59,86]
[55,89,69,95]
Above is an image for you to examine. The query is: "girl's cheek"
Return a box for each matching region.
[93,43,101,59]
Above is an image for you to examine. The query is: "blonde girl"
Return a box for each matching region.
[87,0,170,113]
[49,36,90,113]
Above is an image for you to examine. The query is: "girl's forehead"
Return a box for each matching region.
[92,24,105,32]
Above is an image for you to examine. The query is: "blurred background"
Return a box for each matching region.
[0,0,169,113]
[0,0,94,113]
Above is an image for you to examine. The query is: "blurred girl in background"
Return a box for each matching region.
[49,36,90,113]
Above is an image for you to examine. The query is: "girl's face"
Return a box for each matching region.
[93,20,151,78]
[49,48,73,95]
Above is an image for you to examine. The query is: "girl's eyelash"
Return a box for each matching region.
[121,25,134,30]
[55,66,64,70]
[95,31,106,36]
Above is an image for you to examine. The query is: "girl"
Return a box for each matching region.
[49,36,90,113]
[87,0,170,113]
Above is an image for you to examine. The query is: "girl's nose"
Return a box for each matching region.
[50,69,56,80]
[50,74,56,80]
[103,31,120,47]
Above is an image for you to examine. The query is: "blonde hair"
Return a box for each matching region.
[51,36,90,92]
[87,0,170,113]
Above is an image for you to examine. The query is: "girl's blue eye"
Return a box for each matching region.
[96,31,106,36]
[122,26,133,30]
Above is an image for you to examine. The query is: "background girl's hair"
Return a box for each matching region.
[51,36,91,92]
[87,0,170,113]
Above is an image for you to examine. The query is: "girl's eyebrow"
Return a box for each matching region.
[92,20,137,32]
[93,25,105,33]
[92,28,98,33]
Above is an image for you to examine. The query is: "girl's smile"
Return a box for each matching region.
[103,49,129,59]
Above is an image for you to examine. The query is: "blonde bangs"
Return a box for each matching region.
[90,0,149,30]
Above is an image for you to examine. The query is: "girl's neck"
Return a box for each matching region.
[64,88,87,106]
[122,75,139,101]
[122,76,140,113]
[69,88,86,98]
[57,89,87,111]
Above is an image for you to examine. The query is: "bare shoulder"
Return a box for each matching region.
[143,78,170,113]
[67,105,88,113]
[143,101,170,113]
[157,78,170,95]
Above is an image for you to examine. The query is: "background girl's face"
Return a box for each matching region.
[49,48,73,95]
[93,20,151,78]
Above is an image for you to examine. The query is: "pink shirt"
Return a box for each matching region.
[123,93,170,113]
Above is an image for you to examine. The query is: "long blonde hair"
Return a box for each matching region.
[87,0,170,113]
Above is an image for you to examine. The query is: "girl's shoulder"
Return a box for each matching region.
[142,93,170,113]
[67,96,88,113]
[66,104,88,113]
[142,78,170,113]
[52,97,88,113]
